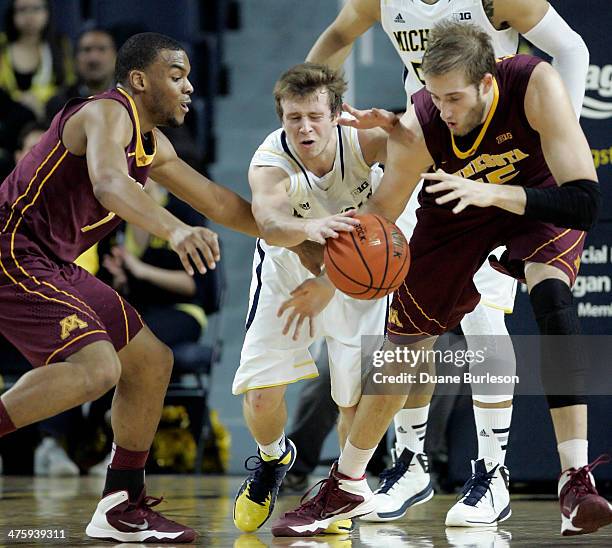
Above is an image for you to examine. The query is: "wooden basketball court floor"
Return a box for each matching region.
[0,475,610,546]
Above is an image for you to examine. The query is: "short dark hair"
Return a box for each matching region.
[114,32,184,85]
[422,21,496,86]
[274,63,347,120]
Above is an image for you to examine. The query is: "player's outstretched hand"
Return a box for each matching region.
[423,169,496,214]
[277,276,335,341]
[304,210,359,245]
[288,240,325,275]
[340,102,398,133]
[169,224,221,275]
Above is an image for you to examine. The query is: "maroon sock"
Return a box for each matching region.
[110,443,149,470]
[0,399,16,437]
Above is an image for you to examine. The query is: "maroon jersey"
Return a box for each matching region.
[0,87,155,262]
[413,55,553,208]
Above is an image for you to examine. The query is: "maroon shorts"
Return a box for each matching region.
[388,205,585,343]
[0,232,143,366]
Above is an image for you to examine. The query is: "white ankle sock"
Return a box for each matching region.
[394,405,429,454]
[558,439,588,472]
[473,404,513,465]
[258,433,286,460]
[338,439,376,479]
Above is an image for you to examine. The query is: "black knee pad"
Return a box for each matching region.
[529,279,586,408]
[529,279,581,335]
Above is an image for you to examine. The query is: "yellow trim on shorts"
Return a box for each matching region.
[480,300,513,314]
[404,285,446,330]
[114,290,129,346]
[45,329,107,365]
[393,290,435,336]
[546,232,585,266]
[237,370,318,394]
[293,359,315,368]
[523,229,571,261]
[552,257,574,278]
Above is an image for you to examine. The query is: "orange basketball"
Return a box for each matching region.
[324,213,410,300]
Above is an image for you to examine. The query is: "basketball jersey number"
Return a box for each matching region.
[411,60,426,86]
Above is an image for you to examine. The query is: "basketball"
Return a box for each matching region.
[324,213,410,300]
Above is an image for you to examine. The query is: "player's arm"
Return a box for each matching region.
[357,126,390,165]
[424,63,599,230]
[150,130,258,237]
[363,106,433,222]
[521,62,599,229]
[306,0,380,69]
[493,0,589,117]
[83,100,219,275]
[249,164,358,247]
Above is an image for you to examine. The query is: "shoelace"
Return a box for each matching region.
[289,475,338,517]
[566,454,611,498]
[127,494,164,520]
[378,460,410,494]
[459,467,497,507]
[142,495,163,509]
[243,455,278,504]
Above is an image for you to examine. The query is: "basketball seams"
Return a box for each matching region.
[349,229,375,289]
[324,213,410,299]
[324,244,373,295]
[370,215,391,300]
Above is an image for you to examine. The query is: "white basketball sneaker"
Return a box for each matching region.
[445,458,511,527]
[361,446,434,522]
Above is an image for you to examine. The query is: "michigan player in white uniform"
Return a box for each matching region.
[232,63,392,533]
[307,0,588,526]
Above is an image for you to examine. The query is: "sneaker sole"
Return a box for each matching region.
[361,483,434,522]
[562,498,612,536]
[272,498,377,537]
[85,523,193,543]
[446,505,512,527]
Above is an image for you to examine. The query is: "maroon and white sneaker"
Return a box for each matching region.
[85,488,197,542]
[271,463,375,537]
[559,454,612,536]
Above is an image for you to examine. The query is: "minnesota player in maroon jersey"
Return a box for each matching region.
[0,33,258,543]
[271,22,608,538]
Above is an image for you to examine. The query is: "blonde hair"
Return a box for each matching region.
[422,21,496,86]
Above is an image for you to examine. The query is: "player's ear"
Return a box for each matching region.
[128,70,146,92]
[480,73,494,95]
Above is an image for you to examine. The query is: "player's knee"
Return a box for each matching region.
[244,388,283,416]
[84,357,121,399]
[529,278,580,335]
[153,342,174,380]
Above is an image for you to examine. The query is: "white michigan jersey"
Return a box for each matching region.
[251,125,382,217]
[233,125,387,407]
[381,0,519,96]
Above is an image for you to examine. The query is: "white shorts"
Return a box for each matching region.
[233,239,387,407]
[395,182,517,314]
